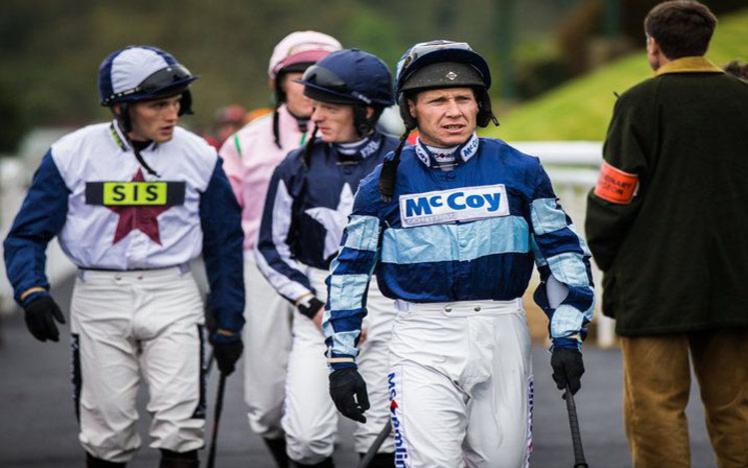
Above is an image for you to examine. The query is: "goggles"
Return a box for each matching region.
[301,64,349,93]
[104,64,194,104]
[397,41,473,78]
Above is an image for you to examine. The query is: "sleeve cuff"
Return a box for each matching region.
[551,335,582,351]
[19,288,50,307]
[328,356,357,371]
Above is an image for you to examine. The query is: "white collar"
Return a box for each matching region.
[414,133,480,168]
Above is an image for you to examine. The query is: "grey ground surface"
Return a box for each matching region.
[0,278,716,468]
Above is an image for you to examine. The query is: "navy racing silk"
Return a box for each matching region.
[323,135,595,369]
[255,132,398,303]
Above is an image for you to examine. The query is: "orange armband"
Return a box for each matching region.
[594,161,638,204]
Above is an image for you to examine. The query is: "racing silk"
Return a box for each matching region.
[255,132,398,303]
[219,104,309,251]
[3,121,245,334]
[323,135,595,369]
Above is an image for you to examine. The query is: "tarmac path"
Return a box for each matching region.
[0,277,716,468]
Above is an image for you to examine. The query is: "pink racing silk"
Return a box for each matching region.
[219,104,308,250]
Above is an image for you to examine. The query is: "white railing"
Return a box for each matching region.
[514,141,615,348]
[0,139,615,346]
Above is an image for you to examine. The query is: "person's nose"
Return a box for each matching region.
[164,102,180,121]
[444,99,462,118]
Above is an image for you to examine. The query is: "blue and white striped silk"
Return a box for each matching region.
[323,137,595,369]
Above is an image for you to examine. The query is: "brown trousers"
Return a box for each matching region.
[621,330,748,468]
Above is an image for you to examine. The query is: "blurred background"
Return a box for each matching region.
[0,1,745,466]
[0,0,746,154]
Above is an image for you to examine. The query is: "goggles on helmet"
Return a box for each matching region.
[300,64,373,105]
[103,64,194,104]
[302,64,348,92]
[395,40,490,95]
[397,41,471,79]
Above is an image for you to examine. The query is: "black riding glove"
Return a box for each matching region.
[23,295,65,342]
[211,336,243,376]
[551,347,585,395]
[297,295,325,320]
[329,367,370,423]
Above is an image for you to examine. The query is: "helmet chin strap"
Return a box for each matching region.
[286,107,311,133]
[113,105,161,178]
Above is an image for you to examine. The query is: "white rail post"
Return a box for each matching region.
[514,141,616,348]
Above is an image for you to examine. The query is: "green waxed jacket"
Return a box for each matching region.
[585,57,748,336]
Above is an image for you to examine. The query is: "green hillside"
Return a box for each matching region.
[486,8,748,141]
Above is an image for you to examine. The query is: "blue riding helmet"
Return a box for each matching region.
[98,45,197,115]
[298,48,395,108]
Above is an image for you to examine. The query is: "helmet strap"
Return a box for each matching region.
[272,107,282,149]
[353,105,382,138]
[302,126,319,169]
[113,103,161,178]
[378,129,411,201]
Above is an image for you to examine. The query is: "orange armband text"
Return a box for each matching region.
[594,161,638,204]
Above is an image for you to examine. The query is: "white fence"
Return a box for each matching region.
[514,141,614,348]
[0,140,614,346]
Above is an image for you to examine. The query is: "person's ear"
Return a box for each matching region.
[407,98,417,119]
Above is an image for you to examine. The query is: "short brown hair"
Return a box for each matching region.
[644,1,717,59]
[724,60,748,80]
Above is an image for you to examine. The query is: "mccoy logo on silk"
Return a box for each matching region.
[399,184,509,227]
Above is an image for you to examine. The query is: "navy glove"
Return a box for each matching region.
[551,347,585,395]
[23,295,65,342]
[210,334,243,376]
[329,367,370,423]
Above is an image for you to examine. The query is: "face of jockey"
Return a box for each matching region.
[123,94,181,143]
[408,87,478,147]
[310,100,363,143]
[282,71,314,118]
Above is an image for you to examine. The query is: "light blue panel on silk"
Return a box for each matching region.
[331,330,361,357]
[322,309,335,340]
[530,234,548,267]
[580,287,595,321]
[328,274,370,311]
[343,215,380,252]
[547,252,589,287]
[380,215,530,264]
[568,223,592,256]
[531,198,568,235]
[550,304,585,338]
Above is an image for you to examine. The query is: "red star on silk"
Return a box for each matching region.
[109,169,171,245]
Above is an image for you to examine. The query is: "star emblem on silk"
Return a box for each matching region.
[305,183,355,259]
[108,169,171,245]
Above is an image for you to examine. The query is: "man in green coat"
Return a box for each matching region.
[585,1,748,467]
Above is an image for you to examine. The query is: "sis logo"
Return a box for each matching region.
[399,184,509,227]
